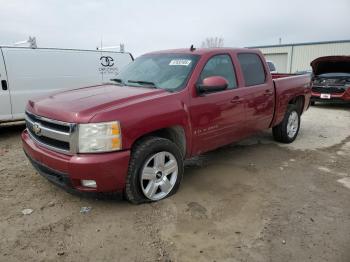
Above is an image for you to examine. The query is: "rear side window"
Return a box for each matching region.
[199,54,237,89]
[238,53,266,86]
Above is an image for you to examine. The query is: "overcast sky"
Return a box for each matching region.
[1,0,349,56]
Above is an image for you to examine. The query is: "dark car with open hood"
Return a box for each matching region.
[310,56,350,104]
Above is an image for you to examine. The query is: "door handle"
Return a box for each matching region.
[1,80,8,90]
[264,90,273,96]
[231,96,242,104]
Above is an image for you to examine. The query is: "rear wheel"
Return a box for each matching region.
[125,137,183,204]
[272,105,300,143]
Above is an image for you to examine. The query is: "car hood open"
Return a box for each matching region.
[311,56,350,76]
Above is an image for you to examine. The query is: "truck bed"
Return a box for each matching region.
[271,73,298,79]
[271,74,311,127]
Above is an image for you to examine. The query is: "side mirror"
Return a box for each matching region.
[197,76,228,93]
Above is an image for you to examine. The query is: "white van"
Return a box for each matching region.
[0,47,133,122]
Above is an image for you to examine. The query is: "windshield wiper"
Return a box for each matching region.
[110,78,125,85]
[127,80,158,88]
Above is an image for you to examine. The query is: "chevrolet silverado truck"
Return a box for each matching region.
[22,48,311,204]
[310,56,350,104]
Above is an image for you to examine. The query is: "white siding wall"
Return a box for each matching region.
[255,46,292,73]
[264,53,288,73]
[291,42,350,72]
[255,41,350,73]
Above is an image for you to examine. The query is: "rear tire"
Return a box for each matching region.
[272,105,300,143]
[125,137,183,204]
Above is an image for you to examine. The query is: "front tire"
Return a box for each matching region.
[272,105,300,143]
[125,137,183,204]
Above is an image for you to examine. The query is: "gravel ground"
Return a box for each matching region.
[0,103,349,262]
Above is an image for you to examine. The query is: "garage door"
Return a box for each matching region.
[264,53,288,73]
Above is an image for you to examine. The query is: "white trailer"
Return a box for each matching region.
[0,47,133,122]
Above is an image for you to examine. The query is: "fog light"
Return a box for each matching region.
[81,180,97,188]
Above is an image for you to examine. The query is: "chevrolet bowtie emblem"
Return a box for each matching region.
[32,123,42,136]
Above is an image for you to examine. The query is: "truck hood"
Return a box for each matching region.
[27,84,166,123]
[311,56,350,75]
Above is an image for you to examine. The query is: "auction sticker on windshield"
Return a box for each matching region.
[169,59,192,66]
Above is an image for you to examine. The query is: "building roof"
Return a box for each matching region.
[248,39,350,49]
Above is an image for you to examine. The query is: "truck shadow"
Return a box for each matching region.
[67,142,261,203]
[0,122,26,137]
[0,121,273,204]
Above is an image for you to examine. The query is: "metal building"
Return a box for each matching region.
[249,40,350,73]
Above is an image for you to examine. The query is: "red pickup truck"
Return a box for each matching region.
[22,48,311,203]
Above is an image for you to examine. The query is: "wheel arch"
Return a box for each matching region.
[130,126,187,158]
[288,95,305,115]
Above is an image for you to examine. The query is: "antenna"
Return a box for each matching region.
[190,44,196,51]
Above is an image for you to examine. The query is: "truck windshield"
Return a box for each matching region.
[115,54,199,91]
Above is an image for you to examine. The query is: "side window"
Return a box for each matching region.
[238,53,266,86]
[199,55,237,89]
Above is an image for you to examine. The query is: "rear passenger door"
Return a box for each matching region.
[0,49,12,121]
[237,53,274,133]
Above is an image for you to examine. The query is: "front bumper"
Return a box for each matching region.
[311,91,350,102]
[22,129,131,193]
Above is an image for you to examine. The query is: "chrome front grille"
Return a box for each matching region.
[25,111,78,155]
[312,86,345,94]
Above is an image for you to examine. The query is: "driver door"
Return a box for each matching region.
[189,54,246,155]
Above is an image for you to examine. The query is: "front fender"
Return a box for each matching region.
[91,93,192,156]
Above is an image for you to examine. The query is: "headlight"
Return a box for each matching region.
[78,121,122,153]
